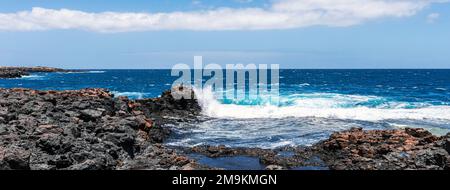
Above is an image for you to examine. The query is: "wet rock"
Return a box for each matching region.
[405,127,432,138]
[134,86,201,124]
[147,126,171,143]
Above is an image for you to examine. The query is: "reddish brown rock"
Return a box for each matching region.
[316,127,450,170]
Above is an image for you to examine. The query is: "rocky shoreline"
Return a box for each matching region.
[0,87,204,170]
[188,127,450,170]
[0,66,69,78]
[0,87,449,170]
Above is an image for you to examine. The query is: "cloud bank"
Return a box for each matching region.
[0,0,447,32]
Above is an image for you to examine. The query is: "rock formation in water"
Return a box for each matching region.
[0,66,68,78]
[189,128,450,170]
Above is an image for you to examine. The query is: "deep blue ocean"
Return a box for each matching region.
[2,69,450,148]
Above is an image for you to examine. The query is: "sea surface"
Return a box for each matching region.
[1,69,450,149]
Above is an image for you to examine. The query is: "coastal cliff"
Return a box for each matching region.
[0,87,449,170]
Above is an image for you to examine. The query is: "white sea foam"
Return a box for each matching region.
[298,83,310,87]
[62,70,106,74]
[87,70,106,73]
[20,74,45,80]
[112,91,150,99]
[194,87,450,121]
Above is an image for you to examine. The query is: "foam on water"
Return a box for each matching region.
[112,91,150,99]
[166,116,388,148]
[59,70,106,74]
[194,87,450,122]
[87,71,106,73]
[19,74,46,80]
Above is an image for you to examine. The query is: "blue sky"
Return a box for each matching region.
[0,0,449,69]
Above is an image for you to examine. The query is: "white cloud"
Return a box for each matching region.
[427,12,440,23]
[0,0,447,32]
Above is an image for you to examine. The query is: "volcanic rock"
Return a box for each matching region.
[315,127,450,170]
[0,66,69,78]
[0,87,202,170]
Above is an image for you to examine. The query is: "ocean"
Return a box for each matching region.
[2,69,450,149]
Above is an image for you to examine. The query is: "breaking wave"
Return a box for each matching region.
[194,87,450,121]
[20,74,46,80]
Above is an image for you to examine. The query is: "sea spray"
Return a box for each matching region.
[193,87,450,121]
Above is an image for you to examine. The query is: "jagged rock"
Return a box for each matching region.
[0,146,30,170]
[0,87,203,170]
[134,86,201,124]
[79,109,104,121]
[405,127,432,138]
[444,133,450,154]
[0,69,27,78]
[315,127,450,170]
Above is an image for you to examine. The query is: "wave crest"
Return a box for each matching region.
[194,87,450,121]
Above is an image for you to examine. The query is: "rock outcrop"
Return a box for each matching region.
[315,127,450,170]
[0,87,203,170]
[0,69,27,78]
[187,128,450,170]
[0,66,68,78]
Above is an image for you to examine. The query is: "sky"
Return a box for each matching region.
[0,0,449,69]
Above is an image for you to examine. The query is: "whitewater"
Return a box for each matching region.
[2,69,450,148]
[195,87,450,122]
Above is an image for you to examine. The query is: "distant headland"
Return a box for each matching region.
[0,66,69,79]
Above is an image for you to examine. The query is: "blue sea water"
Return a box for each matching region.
[1,69,450,148]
